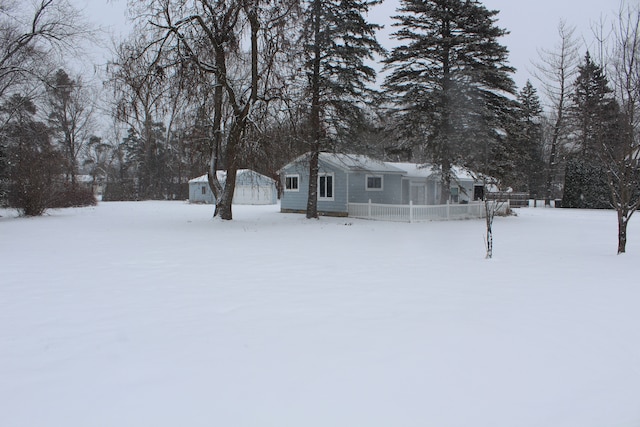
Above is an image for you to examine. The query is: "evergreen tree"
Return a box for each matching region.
[121,123,168,200]
[1,95,65,216]
[562,52,617,209]
[512,80,545,196]
[299,0,384,218]
[384,0,515,203]
[569,52,614,157]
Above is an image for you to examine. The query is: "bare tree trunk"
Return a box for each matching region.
[617,210,628,254]
[306,148,319,218]
[306,0,322,219]
[534,21,578,206]
[485,200,494,259]
[544,111,563,207]
[605,4,640,254]
[439,158,452,205]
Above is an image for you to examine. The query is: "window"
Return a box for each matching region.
[318,173,334,200]
[450,186,459,203]
[366,175,383,191]
[285,174,299,192]
[201,185,207,195]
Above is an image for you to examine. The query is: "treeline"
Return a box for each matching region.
[1,1,639,251]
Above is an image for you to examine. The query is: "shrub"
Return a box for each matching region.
[49,183,97,208]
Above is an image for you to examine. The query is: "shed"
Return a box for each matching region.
[188,169,277,205]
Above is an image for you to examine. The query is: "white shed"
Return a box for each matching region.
[188,170,277,205]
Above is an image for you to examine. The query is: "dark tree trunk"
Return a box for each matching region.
[618,214,627,254]
[306,148,319,218]
[306,0,322,220]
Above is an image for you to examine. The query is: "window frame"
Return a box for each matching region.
[284,174,300,192]
[365,174,384,191]
[450,185,460,203]
[317,172,335,201]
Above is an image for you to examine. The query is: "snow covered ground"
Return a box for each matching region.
[1,201,639,427]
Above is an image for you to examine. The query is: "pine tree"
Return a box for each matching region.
[384,0,515,203]
[569,52,614,157]
[513,80,545,197]
[299,0,384,218]
[562,52,617,209]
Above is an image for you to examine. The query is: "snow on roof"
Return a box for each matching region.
[385,162,477,181]
[385,162,434,178]
[319,153,405,174]
[281,152,480,181]
[189,174,209,183]
[188,169,269,184]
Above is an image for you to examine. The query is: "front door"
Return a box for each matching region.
[410,183,426,205]
[474,185,484,201]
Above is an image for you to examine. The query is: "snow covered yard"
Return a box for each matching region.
[1,201,639,427]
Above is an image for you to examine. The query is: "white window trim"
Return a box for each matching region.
[284,174,300,192]
[318,172,335,201]
[365,174,384,191]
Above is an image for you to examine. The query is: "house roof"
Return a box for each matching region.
[321,153,406,174]
[386,162,476,181]
[281,152,480,182]
[282,152,405,174]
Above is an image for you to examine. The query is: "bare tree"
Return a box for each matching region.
[106,34,172,199]
[126,0,293,220]
[45,68,95,186]
[534,21,580,206]
[0,0,89,100]
[602,3,640,254]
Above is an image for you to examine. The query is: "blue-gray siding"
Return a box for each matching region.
[347,172,404,204]
[281,159,349,214]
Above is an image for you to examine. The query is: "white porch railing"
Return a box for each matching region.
[347,200,508,222]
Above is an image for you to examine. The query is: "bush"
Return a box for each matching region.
[562,157,611,209]
[49,183,97,208]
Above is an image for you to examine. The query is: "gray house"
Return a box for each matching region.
[189,169,277,205]
[280,152,482,216]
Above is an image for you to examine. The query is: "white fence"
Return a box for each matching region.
[347,200,508,222]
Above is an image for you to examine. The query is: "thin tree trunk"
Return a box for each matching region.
[545,115,561,206]
[306,148,319,218]
[485,200,494,259]
[618,214,627,254]
[306,0,322,219]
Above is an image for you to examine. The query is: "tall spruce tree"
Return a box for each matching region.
[513,80,545,197]
[563,52,616,209]
[300,0,384,218]
[383,0,515,203]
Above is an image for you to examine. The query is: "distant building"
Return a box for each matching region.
[188,170,277,205]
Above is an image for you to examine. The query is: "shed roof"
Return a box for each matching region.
[188,169,273,184]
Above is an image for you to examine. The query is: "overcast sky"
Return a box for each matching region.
[369,0,622,90]
[78,0,622,91]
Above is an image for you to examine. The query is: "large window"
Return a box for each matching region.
[285,174,299,192]
[318,173,334,200]
[366,174,383,191]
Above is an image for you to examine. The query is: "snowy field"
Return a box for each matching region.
[1,201,640,427]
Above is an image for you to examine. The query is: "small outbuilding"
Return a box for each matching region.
[188,169,277,205]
